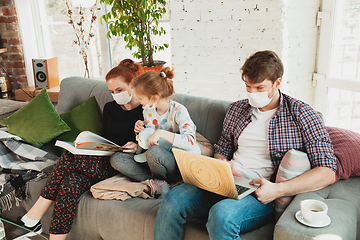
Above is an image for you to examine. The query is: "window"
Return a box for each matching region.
[315,0,360,132]
[15,0,171,83]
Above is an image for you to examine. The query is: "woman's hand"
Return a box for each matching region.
[122,141,137,153]
[134,120,149,133]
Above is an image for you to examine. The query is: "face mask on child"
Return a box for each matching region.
[143,97,157,111]
[112,90,133,105]
[247,83,276,108]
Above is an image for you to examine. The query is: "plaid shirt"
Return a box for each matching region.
[214,92,337,174]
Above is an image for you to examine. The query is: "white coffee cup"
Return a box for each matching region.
[300,199,328,224]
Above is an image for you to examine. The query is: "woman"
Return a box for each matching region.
[17,59,144,240]
[111,67,200,185]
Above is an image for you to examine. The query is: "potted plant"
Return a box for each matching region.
[100,0,169,71]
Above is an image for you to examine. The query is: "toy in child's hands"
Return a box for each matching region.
[134,128,173,163]
[138,128,155,149]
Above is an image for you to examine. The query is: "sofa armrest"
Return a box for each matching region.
[274,184,357,240]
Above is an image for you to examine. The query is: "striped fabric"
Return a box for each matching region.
[274,149,311,220]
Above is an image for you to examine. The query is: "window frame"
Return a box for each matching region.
[315,0,360,125]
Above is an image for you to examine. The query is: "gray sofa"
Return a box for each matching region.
[1,76,359,240]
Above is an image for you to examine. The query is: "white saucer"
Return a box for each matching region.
[295,210,331,228]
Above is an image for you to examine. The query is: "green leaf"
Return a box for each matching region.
[101,0,168,60]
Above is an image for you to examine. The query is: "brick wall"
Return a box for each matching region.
[0,0,321,105]
[0,0,27,89]
[170,0,320,105]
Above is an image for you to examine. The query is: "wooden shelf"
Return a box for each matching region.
[0,48,7,54]
[14,86,60,102]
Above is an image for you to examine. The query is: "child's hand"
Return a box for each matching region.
[148,130,175,147]
[122,141,137,153]
[134,120,149,133]
[148,130,162,146]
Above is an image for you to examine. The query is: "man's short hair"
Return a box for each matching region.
[241,50,284,84]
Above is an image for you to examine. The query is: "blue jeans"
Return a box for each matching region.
[154,183,274,240]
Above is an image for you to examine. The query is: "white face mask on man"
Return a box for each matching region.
[112,90,133,105]
[247,83,276,108]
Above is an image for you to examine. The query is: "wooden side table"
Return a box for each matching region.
[14,86,60,102]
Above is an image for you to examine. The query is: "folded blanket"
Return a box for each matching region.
[0,129,58,212]
[0,129,58,173]
[90,174,162,201]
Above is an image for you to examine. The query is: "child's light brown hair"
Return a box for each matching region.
[132,67,175,98]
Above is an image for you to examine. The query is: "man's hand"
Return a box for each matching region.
[249,167,336,205]
[218,159,242,178]
[249,178,280,205]
[134,120,149,133]
[122,141,137,153]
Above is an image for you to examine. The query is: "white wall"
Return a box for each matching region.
[170,0,320,105]
[282,0,320,105]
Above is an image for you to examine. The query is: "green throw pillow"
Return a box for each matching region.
[0,88,71,148]
[56,96,103,142]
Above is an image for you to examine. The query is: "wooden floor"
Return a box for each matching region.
[3,220,49,240]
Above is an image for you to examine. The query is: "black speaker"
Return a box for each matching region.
[32,57,59,89]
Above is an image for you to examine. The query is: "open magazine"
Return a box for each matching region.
[55,131,135,156]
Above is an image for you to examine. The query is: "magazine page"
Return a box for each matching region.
[75,131,120,147]
[55,140,114,156]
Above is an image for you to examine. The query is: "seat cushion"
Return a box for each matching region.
[274,177,360,240]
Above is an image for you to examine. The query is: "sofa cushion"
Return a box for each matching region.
[56,96,102,142]
[274,149,311,220]
[325,126,360,181]
[68,190,274,240]
[196,132,214,157]
[0,89,70,148]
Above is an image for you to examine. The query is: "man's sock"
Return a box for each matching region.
[21,215,40,227]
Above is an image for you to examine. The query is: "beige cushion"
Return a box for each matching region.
[196,132,214,157]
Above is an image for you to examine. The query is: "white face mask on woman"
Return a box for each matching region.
[247,84,276,108]
[112,90,133,105]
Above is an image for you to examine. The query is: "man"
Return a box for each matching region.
[153,50,337,240]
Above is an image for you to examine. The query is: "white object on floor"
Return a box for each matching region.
[13,236,31,240]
